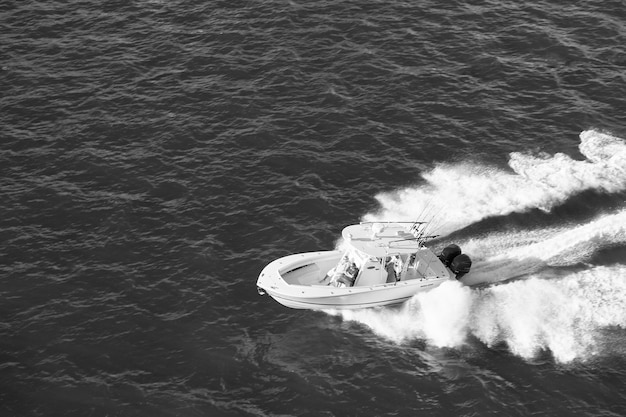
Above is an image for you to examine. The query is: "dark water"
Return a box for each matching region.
[2,0,626,416]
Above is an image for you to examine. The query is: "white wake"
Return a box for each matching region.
[363,130,626,237]
[461,208,626,285]
[339,130,626,363]
[337,264,626,363]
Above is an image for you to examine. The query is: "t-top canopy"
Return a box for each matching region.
[342,222,424,257]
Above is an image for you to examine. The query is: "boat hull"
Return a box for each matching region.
[263,281,445,310]
[257,250,450,310]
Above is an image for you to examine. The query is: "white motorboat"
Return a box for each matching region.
[257,222,471,310]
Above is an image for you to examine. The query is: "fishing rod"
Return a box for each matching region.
[388,235,440,247]
[360,221,427,225]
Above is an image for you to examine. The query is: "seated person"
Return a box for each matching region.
[325,256,358,287]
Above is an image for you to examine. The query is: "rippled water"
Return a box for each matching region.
[2,0,626,416]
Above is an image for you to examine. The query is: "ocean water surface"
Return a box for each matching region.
[2,0,626,416]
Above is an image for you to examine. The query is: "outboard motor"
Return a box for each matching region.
[439,244,461,267]
[451,254,472,280]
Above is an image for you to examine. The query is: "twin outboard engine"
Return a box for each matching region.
[438,244,472,279]
[438,244,461,267]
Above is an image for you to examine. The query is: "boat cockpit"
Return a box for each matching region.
[322,248,446,288]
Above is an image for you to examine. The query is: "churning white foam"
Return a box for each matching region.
[472,268,626,362]
[339,130,626,362]
[336,208,626,362]
[461,208,626,285]
[363,130,626,236]
[336,266,626,363]
[338,280,474,347]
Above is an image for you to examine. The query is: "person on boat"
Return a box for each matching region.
[334,261,358,287]
[327,255,358,287]
[343,262,358,284]
[385,257,397,283]
[383,255,402,283]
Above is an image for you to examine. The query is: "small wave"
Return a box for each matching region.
[363,130,626,236]
[334,265,626,363]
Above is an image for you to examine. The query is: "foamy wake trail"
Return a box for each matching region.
[337,266,626,363]
[462,208,626,285]
[340,130,626,362]
[363,130,626,236]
